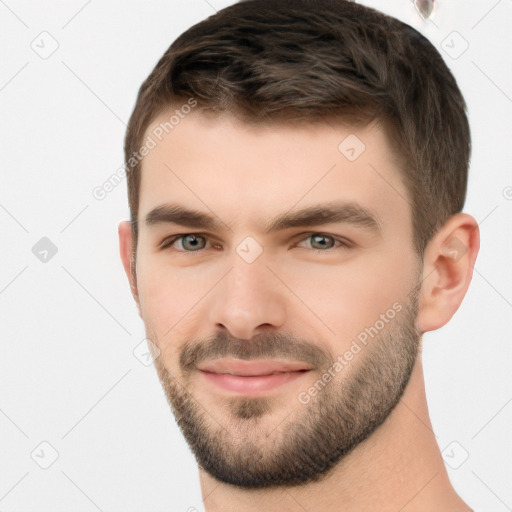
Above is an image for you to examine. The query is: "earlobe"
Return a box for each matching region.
[118,221,140,312]
[417,213,480,333]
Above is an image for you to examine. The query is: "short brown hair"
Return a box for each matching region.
[124,0,470,257]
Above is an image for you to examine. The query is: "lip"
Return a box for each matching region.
[197,358,313,376]
[197,358,312,395]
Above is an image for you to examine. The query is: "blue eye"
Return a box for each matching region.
[160,233,351,253]
[161,234,208,252]
[301,234,337,250]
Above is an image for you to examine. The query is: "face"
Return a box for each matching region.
[127,109,423,488]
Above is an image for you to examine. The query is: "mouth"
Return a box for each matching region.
[197,358,313,394]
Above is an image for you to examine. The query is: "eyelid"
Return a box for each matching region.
[159,232,354,252]
[158,233,213,251]
[294,232,353,250]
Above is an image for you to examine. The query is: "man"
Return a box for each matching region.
[118,0,479,510]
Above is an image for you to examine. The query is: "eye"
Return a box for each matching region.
[295,233,351,251]
[160,232,351,254]
[160,234,211,252]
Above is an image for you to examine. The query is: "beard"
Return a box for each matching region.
[151,285,421,490]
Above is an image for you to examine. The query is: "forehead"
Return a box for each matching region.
[138,109,411,234]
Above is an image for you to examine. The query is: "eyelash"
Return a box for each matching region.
[158,233,353,254]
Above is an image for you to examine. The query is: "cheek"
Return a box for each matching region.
[136,258,215,351]
[284,250,414,342]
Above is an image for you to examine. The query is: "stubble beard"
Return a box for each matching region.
[151,288,421,489]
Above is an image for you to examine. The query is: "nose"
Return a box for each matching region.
[207,253,287,341]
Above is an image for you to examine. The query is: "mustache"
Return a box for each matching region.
[179,331,333,374]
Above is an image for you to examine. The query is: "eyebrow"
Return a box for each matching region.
[143,201,382,235]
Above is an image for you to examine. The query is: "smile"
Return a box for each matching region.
[198,360,312,394]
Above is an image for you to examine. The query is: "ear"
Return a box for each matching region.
[417,213,480,333]
[118,220,141,317]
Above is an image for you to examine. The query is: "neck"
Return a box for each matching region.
[199,358,472,512]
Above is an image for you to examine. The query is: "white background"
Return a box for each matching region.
[0,1,511,510]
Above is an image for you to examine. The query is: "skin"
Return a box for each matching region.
[119,108,479,511]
